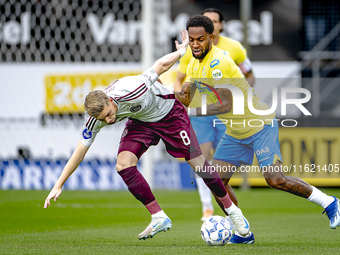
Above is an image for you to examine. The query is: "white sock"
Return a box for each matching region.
[307,186,335,209]
[152,210,167,218]
[195,174,214,212]
[225,202,237,214]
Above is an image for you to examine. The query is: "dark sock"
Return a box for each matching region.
[195,160,232,208]
[118,166,161,214]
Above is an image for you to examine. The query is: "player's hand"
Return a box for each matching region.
[44,186,62,209]
[175,29,189,51]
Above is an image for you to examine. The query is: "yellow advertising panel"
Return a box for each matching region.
[229,127,340,187]
[45,70,178,114]
[45,71,141,114]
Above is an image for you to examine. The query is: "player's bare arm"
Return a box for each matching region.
[174,81,196,107]
[175,82,232,115]
[195,87,233,116]
[44,142,89,208]
[152,29,189,76]
[238,58,255,87]
[173,71,186,92]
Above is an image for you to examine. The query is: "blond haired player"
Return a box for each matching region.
[44,29,251,240]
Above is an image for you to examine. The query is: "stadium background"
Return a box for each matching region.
[0,0,340,190]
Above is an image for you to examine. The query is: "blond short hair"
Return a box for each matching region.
[84,90,110,117]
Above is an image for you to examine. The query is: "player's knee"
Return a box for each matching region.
[115,162,124,172]
[116,151,138,172]
[115,161,134,172]
[265,176,287,189]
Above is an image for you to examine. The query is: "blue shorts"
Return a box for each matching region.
[213,120,283,168]
[190,115,226,148]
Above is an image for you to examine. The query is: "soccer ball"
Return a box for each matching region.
[201,216,233,246]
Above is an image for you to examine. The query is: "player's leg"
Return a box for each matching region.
[210,160,238,212]
[117,121,172,240]
[192,115,239,221]
[212,121,239,207]
[226,183,238,206]
[256,121,340,229]
[196,141,214,221]
[210,119,241,214]
[212,132,254,213]
[187,154,250,236]
[262,160,314,197]
[190,116,215,221]
[262,160,340,229]
[211,133,256,244]
[209,160,254,244]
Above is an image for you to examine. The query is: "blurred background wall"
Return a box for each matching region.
[0,0,339,190]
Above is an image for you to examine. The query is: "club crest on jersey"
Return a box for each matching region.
[82,129,92,139]
[212,69,223,81]
[121,129,128,138]
[130,105,141,112]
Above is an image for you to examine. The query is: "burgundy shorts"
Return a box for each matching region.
[118,98,202,160]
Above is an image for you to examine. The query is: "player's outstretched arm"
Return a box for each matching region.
[44,142,89,209]
[151,29,189,76]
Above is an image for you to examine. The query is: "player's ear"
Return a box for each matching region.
[108,97,115,106]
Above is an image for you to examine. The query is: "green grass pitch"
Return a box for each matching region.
[1,188,340,254]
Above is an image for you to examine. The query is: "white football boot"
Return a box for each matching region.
[226,205,250,237]
[138,216,172,240]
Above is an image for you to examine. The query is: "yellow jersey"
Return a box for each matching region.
[178,36,247,74]
[185,45,275,139]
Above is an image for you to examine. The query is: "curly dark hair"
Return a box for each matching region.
[201,8,224,22]
[186,15,214,34]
